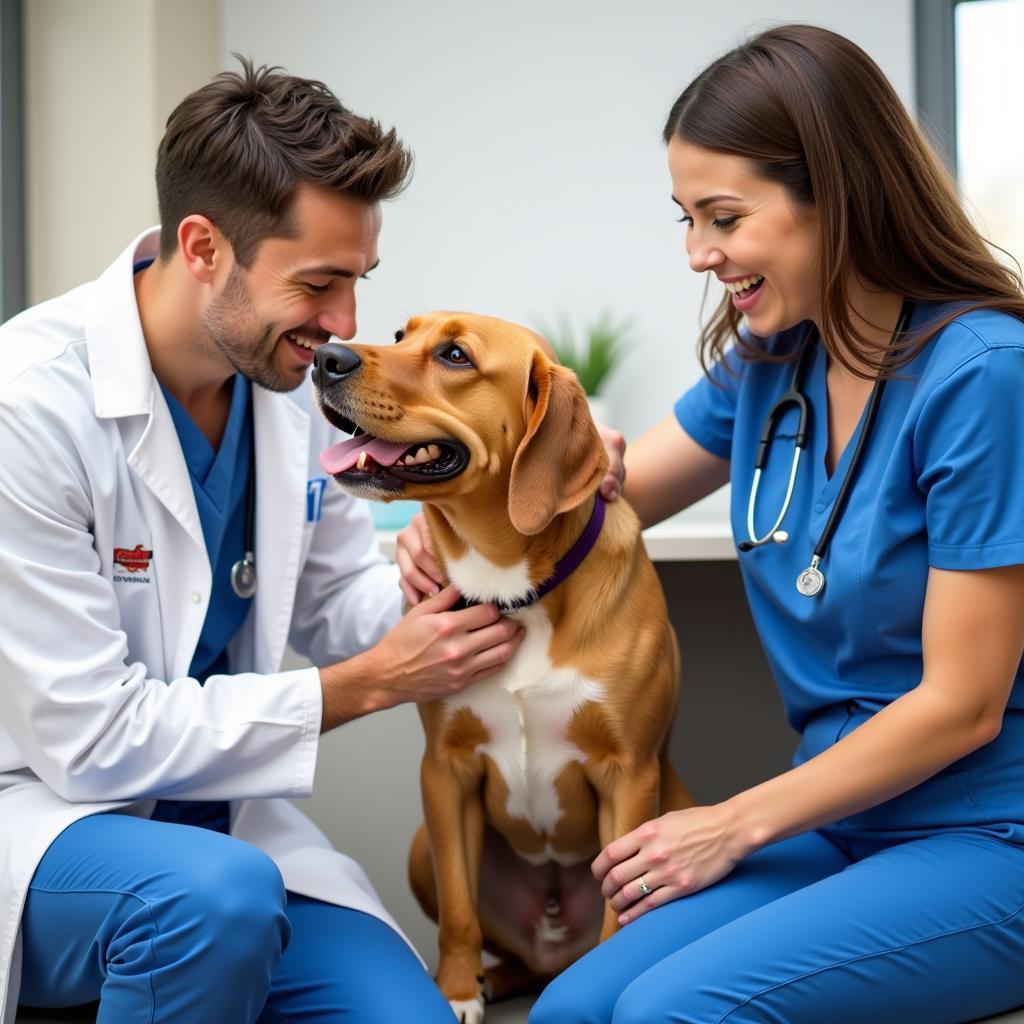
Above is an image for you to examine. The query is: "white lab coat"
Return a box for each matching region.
[0,230,411,1019]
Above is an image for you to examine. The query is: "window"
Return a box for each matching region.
[0,0,25,323]
[955,0,1024,266]
[916,0,1024,268]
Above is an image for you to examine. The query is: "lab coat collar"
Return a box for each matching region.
[85,230,208,562]
[85,227,162,421]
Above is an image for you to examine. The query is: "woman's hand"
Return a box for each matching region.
[395,512,445,606]
[596,422,626,501]
[592,804,748,924]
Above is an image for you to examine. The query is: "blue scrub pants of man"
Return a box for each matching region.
[17,813,456,1022]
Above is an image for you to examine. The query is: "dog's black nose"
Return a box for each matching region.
[312,343,361,387]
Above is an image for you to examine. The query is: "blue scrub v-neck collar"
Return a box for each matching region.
[807,302,922,512]
[809,343,878,511]
[162,373,250,508]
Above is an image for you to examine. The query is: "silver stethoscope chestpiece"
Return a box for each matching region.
[796,558,825,598]
[231,554,257,600]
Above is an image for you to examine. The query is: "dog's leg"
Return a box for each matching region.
[408,823,438,919]
[422,752,488,1024]
[658,747,697,812]
[483,952,546,1004]
[591,759,661,941]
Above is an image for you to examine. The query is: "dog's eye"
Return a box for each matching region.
[438,343,473,368]
[394,329,405,344]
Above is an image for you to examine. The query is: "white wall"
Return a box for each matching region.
[221,0,914,523]
[24,0,219,305]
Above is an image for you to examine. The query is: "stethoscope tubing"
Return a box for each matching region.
[742,339,814,550]
[230,435,257,600]
[740,300,915,593]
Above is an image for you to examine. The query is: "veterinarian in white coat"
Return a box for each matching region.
[0,60,522,1024]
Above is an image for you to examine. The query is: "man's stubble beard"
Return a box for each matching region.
[202,263,299,393]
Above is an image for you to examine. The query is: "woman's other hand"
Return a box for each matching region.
[596,422,626,501]
[395,512,444,606]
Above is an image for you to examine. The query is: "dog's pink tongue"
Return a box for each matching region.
[319,435,410,475]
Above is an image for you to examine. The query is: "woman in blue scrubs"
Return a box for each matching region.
[521,23,1024,1024]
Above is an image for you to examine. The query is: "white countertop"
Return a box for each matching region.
[375,517,736,562]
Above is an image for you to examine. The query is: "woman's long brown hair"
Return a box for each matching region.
[663,24,1024,378]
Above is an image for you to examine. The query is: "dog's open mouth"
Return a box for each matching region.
[318,426,469,488]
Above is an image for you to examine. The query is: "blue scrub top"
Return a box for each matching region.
[161,372,254,681]
[675,303,1024,834]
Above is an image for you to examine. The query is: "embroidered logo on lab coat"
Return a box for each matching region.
[113,544,153,584]
[307,477,328,523]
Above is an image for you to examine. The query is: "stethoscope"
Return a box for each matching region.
[738,300,914,598]
[230,442,257,599]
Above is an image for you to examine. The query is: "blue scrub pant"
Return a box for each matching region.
[529,826,1024,1024]
[18,813,456,1022]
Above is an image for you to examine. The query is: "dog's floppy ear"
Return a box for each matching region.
[508,351,609,536]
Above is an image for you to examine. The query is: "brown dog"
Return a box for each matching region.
[313,312,693,1023]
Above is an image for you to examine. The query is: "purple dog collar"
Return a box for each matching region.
[453,496,606,613]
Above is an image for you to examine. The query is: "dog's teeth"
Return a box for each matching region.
[356,451,368,471]
[397,444,442,468]
[405,446,432,466]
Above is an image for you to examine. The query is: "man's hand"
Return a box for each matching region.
[319,585,525,730]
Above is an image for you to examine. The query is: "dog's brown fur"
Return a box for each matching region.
[314,312,693,1021]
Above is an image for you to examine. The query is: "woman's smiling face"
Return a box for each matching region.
[668,137,820,337]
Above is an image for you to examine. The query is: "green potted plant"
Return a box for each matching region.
[539,311,633,425]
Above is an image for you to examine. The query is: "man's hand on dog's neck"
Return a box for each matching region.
[318,585,525,731]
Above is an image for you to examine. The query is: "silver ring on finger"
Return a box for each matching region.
[637,875,651,897]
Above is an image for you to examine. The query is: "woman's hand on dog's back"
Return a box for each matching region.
[318,586,525,730]
[395,513,445,606]
[596,422,626,502]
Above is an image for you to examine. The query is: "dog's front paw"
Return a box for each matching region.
[449,995,486,1024]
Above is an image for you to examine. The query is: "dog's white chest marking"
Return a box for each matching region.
[444,552,603,857]
[445,545,534,606]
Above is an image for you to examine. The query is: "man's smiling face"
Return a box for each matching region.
[203,184,382,392]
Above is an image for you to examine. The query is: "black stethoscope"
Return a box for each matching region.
[230,442,257,599]
[738,300,914,598]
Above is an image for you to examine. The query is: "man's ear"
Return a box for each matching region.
[177,215,227,285]
[508,351,609,536]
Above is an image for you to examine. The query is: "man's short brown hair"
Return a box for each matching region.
[155,56,412,265]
